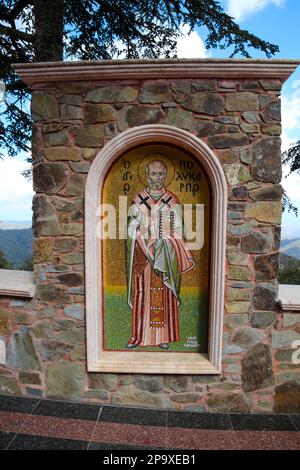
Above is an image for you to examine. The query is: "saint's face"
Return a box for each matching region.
[146,161,167,191]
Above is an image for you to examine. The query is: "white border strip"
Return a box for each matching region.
[85,125,227,374]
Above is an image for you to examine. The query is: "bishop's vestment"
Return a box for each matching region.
[126,188,195,347]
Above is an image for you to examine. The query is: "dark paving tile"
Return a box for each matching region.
[229,414,297,431]
[289,415,300,431]
[167,411,231,430]
[0,395,39,414]
[33,399,100,421]
[0,432,15,450]
[7,433,88,450]
[100,406,167,427]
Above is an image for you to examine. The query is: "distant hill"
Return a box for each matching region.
[279,253,300,285]
[280,253,300,268]
[280,238,300,260]
[0,228,33,268]
[0,220,31,230]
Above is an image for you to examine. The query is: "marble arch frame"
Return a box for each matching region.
[85,124,227,374]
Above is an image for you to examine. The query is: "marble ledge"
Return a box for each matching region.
[278,284,300,312]
[0,269,35,298]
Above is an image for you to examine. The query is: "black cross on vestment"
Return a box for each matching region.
[138,194,151,210]
[160,196,172,208]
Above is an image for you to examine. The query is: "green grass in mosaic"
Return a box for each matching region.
[103,287,208,352]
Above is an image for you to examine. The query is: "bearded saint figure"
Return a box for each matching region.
[125,158,195,350]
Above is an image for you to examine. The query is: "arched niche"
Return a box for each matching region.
[85,124,227,374]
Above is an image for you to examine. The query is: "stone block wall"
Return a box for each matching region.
[0,73,300,413]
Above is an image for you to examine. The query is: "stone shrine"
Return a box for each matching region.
[0,59,299,413]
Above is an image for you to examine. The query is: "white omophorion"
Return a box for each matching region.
[0,338,6,364]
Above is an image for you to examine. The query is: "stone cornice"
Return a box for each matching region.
[12,58,300,87]
[0,269,35,298]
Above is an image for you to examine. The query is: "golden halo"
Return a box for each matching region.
[137,153,175,188]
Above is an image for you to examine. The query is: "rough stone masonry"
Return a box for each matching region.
[0,59,299,413]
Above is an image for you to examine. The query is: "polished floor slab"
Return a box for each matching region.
[0,394,299,450]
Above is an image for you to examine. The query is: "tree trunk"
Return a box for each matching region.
[34,0,64,62]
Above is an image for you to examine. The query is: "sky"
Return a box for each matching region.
[0,0,300,238]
